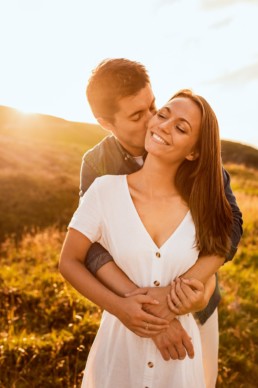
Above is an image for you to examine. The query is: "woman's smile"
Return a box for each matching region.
[151,131,169,145]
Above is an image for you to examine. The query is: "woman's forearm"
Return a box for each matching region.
[96,261,137,296]
[201,274,216,310]
[59,230,124,315]
[180,254,225,283]
[95,261,176,320]
[60,229,169,336]
[95,253,225,299]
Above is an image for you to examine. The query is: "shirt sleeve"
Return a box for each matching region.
[223,168,243,261]
[78,152,114,273]
[79,154,100,199]
[69,179,102,243]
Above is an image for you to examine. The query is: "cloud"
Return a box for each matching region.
[154,0,180,8]
[208,62,258,85]
[201,0,258,10]
[210,17,232,29]
[201,0,237,10]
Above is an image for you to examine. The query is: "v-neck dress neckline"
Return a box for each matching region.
[123,175,190,250]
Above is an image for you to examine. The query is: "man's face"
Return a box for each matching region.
[109,84,156,156]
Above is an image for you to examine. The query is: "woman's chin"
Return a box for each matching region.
[145,139,164,154]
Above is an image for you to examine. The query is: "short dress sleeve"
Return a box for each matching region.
[68,179,102,242]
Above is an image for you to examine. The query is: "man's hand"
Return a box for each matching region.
[152,318,194,361]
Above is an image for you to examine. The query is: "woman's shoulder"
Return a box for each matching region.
[91,174,127,192]
[79,175,127,210]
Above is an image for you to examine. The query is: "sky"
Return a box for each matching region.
[0,0,258,148]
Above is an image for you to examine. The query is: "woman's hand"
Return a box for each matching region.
[126,286,175,321]
[116,293,170,337]
[167,278,207,315]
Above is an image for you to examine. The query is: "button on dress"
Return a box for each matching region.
[69,175,205,388]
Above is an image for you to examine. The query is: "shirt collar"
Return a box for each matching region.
[114,137,147,161]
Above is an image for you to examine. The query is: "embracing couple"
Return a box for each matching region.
[60,58,243,387]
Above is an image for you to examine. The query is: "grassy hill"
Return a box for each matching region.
[0,106,108,241]
[221,140,258,169]
[0,106,257,387]
[0,105,106,146]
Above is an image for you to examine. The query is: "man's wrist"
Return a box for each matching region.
[164,311,177,323]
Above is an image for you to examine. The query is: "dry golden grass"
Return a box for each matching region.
[0,120,257,386]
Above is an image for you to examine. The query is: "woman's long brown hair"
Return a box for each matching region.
[171,89,233,257]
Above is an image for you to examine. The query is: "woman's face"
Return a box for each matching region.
[145,96,202,164]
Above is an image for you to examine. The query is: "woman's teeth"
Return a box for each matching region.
[152,133,168,145]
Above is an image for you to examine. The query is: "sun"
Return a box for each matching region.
[16,106,37,116]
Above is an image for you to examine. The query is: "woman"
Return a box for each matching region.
[59,89,232,387]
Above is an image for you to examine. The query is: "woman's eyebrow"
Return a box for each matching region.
[163,106,192,130]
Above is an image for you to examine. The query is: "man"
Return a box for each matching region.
[79,58,243,387]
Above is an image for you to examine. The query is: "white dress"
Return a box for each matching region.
[69,175,205,388]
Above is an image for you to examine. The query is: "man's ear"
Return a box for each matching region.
[186,150,199,161]
[97,117,114,132]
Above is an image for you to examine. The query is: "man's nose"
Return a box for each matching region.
[143,110,153,128]
[147,109,154,120]
[146,109,155,124]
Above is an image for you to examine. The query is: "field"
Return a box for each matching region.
[0,108,257,387]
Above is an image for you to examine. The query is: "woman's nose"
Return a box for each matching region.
[158,121,171,133]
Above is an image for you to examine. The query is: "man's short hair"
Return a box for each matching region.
[86,58,150,122]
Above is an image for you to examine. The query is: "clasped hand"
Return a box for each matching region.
[167,277,206,315]
[124,277,206,361]
[116,292,170,338]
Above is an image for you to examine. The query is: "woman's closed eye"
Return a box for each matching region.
[157,110,167,119]
[176,125,186,133]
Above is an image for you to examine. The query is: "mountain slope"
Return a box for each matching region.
[221,140,258,169]
[0,105,108,148]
